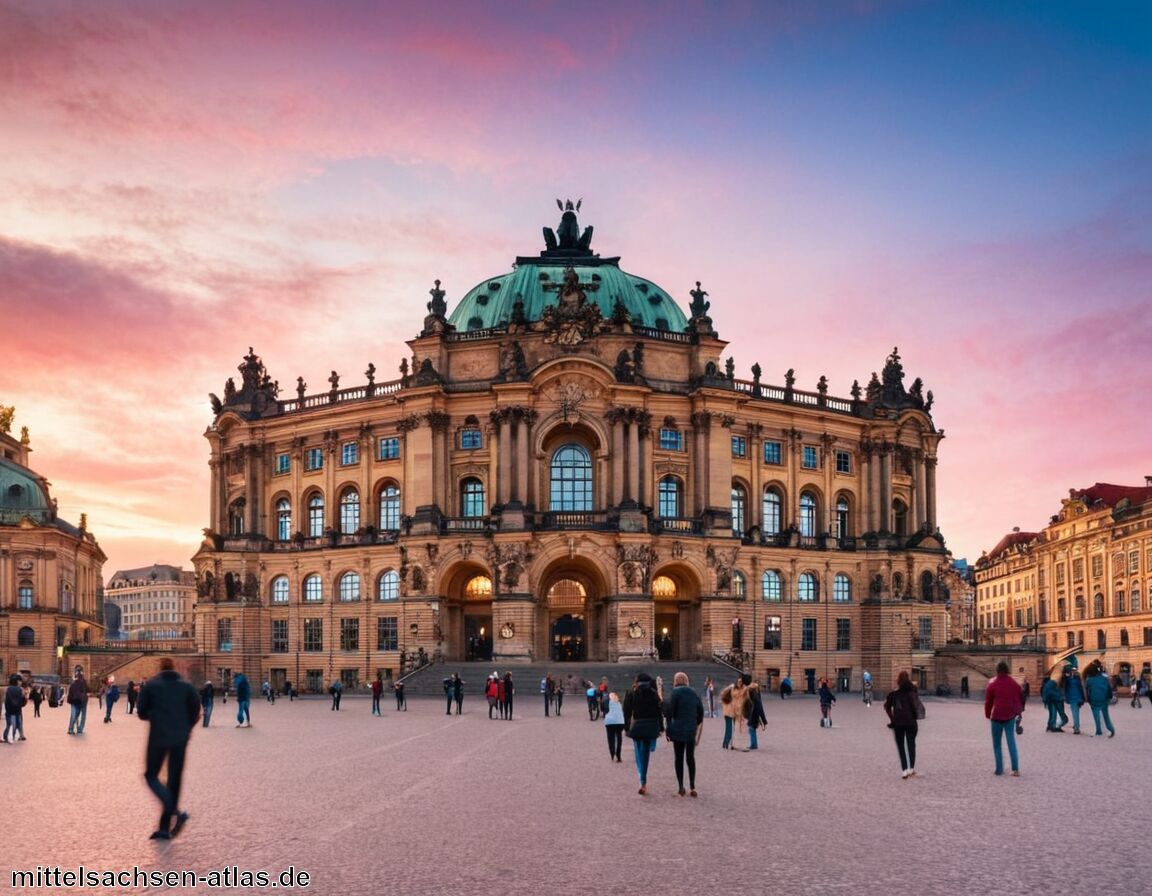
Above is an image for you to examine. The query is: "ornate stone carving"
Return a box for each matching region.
[540,267,604,346]
[487,542,532,591]
[707,545,740,593]
[616,544,657,592]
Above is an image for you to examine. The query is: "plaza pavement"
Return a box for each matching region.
[4,687,1149,896]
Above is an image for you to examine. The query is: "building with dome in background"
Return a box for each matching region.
[192,204,953,695]
[0,409,105,681]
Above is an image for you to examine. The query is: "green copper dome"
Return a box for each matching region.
[447,202,689,333]
[0,457,52,522]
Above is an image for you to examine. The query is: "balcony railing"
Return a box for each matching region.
[651,517,703,535]
[537,511,615,531]
[440,517,490,533]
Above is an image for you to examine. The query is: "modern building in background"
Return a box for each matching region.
[193,206,952,693]
[975,481,1152,683]
[0,409,105,678]
[105,563,196,641]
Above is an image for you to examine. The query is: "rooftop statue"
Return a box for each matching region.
[543,199,594,253]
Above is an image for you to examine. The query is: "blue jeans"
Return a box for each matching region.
[202,701,213,727]
[69,702,87,734]
[236,699,250,725]
[1068,702,1082,731]
[990,719,1018,773]
[722,716,733,748]
[1089,704,1115,735]
[749,725,759,749]
[632,737,656,786]
[1045,702,1068,729]
[5,713,23,740]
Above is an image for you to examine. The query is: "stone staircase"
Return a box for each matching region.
[396,660,734,699]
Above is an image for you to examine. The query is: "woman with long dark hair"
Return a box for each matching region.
[883,670,922,779]
[622,672,664,795]
[665,672,704,796]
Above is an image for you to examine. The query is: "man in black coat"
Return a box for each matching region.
[136,658,200,839]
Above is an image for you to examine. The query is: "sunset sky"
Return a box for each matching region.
[2,0,1149,578]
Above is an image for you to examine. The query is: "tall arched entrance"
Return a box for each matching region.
[538,560,608,661]
[440,564,493,661]
[650,566,702,662]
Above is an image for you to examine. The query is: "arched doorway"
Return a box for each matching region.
[547,579,587,661]
[652,575,679,660]
[649,566,702,662]
[462,574,494,661]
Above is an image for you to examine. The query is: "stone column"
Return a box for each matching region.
[209,457,223,535]
[496,414,511,505]
[925,457,937,531]
[878,448,891,533]
[515,413,530,506]
[626,421,640,505]
[915,450,928,532]
[611,418,625,507]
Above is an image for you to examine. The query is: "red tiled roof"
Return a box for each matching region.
[985,530,1039,561]
[1071,482,1152,509]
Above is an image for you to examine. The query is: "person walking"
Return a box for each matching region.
[884,670,922,779]
[746,677,767,750]
[67,668,88,735]
[603,692,625,762]
[1084,663,1116,738]
[1130,679,1143,709]
[720,675,749,750]
[665,672,704,796]
[329,678,343,711]
[136,658,200,840]
[554,678,564,716]
[4,674,27,743]
[622,672,664,795]
[451,673,465,715]
[541,675,551,717]
[199,680,214,727]
[29,685,43,719]
[502,672,515,720]
[126,680,139,716]
[371,673,384,716]
[1041,675,1068,732]
[1062,665,1086,734]
[703,676,715,718]
[985,660,1024,776]
[818,678,836,727]
[444,675,455,715]
[234,672,252,728]
[103,676,120,723]
[394,679,406,711]
[486,675,500,719]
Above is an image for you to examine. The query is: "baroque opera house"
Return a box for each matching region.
[193,204,950,694]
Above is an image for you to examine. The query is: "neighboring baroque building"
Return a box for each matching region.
[975,480,1152,684]
[193,205,951,694]
[0,408,105,679]
[105,564,196,641]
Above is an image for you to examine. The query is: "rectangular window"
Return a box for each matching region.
[1144,627,1152,647]
[216,618,232,652]
[303,618,323,652]
[460,428,482,450]
[341,441,359,465]
[306,669,323,693]
[917,617,933,650]
[1014,609,1023,628]
[763,440,782,465]
[275,453,290,475]
[340,618,359,651]
[802,445,819,470]
[658,428,683,451]
[1055,563,1066,586]
[731,436,747,458]
[801,618,817,651]
[1072,558,1084,581]
[378,437,400,460]
[1091,555,1103,578]
[1038,567,1046,587]
[377,617,398,651]
[271,620,288,653]
[306,447,324,471]
[1130,550,1140,575]
[763,616,781,650]
[835,450,851,474]
[835,618,850,651]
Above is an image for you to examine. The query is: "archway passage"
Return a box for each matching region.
[652,575,680,661]
[462,574,493,661]
[546,577,588,661]
[551,613,585,661]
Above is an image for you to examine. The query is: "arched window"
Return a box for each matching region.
[276,498,292,541]
[798,572,818,602]
[921,571,936,601]
[18,582,33,609]
[1097,629,1106,649]
[271,576,289,604]
[1132,585,1142,613]
[1121,628,1130,647]
[17,626,34,646]
[658,476,682,518]
[464,576,492,600]
[1092,593,1104,618]
[303,574,323,603]
[1074,595,1086,620]
[379,485,401,531]
[308,494,325,537]
[461,478,486,518]
[652,576,677,599]
[550,444,592,511]
[731,484,747,535]
[833,574,851,602]
[378,570,400,601]
[799,491,817,537]
[761,570,782,602]
[762,487,782,535]
[339,571,361,601]
[228,498,246,535]
[893,499,908,537]
[732,570,746,598]
[835,496,850,539]
[340,488,360,534]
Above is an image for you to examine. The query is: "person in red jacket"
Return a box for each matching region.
[985,661,1025,776]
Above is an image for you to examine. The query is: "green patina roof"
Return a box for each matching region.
[0,457,52,521]
[446,204,689,332]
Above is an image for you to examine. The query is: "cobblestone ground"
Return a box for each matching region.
[5,689,1149,895]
